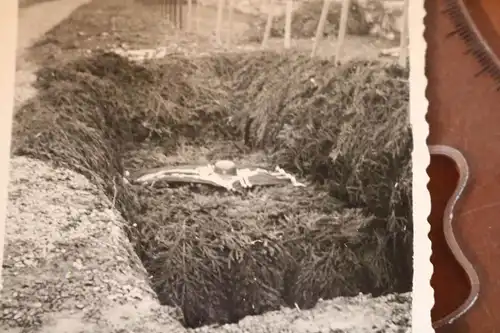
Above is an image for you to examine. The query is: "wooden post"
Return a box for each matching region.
[261,10,274,48]
[187,0,193,32]
[215,0,225,45]
[284,0,293,49]
[398,0,409,67]
[195,0,200,33]
[334,0,351,63]
[176,0,183,30]
[183,3,186,30]
[171,0,175,27]
[165,0,171,24]
[111,16,117,32]
[311,0,332,57]
[170,0,177,27]
[227,0,234,45]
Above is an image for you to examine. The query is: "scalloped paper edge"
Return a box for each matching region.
[409,0,433,331]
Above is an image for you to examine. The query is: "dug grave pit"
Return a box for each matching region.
[12,50,412,328]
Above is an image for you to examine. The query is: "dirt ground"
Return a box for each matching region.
[2,0,412,332]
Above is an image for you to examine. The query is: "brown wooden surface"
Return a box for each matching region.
[426,0,500,331]
[428,154,471,324]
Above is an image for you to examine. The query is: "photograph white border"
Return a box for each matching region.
[0,0,19,292]
[409,0,433,332]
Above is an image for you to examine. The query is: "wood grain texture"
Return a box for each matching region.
[426,0,500,331]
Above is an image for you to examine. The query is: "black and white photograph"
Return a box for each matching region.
[0,0,418,332]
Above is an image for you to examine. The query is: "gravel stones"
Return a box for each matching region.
[1,157,184,333]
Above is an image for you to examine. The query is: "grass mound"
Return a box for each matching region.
[245,0,370,42]
[12,50,411,328]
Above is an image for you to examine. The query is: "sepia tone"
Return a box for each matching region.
[2,0,412,332]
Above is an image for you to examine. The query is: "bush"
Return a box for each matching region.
[245,0,370,42]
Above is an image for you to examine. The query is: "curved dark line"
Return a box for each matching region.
[428,145,480,328]
[444,0,500,86]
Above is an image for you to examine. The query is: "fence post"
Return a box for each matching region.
[170,0,176,27]
[176,0,183,30]
[187,0,193,32]
[311,0,332,57]
[215,0,225,45]
[227,0,234,45]
[261,11,274,48]
[195,0,200,33]
[398,0,409,67]
[284,0,293,49]
[334,0,350,63]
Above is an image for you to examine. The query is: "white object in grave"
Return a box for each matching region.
[127,159,305,191]
[214,160,237,176]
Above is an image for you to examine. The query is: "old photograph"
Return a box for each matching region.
[1,0,415,332]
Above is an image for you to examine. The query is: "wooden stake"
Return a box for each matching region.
[215,0,225,45]
[261,10,274,48]
[195,0,200,33]
[166,0,172,24]
[172,0,176,27]
[284,0,293,49]
[311,0,332,57]
[334,0,351,63]
[187,0,193,32]
[227,0,234,45]
[398,0,409,67]
[176,0,183,30]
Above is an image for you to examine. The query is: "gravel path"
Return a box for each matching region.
[1,1,412,332]
[15,0,91,106]
[16,0,90,55]
[1,157,186,333]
